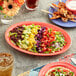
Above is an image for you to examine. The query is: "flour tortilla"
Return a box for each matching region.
[45,66,74,76]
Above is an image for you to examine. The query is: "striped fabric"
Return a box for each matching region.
[18,53,76,76]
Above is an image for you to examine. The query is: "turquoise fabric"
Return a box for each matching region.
[29,65,45,76]
[29,53,76,76]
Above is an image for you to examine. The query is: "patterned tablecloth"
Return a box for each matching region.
[18,53,76,76]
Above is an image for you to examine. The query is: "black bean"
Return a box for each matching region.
[10,26,25,44]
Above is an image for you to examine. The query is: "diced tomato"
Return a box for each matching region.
[41,43,45,47]
[48,32,51,36]
[52,70,56,72]
[40,28,56,51]
[53,36,55,40]
[45,39,48,42]
[48,38,54,43]
[51,38,55,42]
[41,40,46,43]
[49,37,52,40]
[47,43,51,47]
[51,35,55,38]
[51,31,55,34]
[48,48,52,52]
[50,33,55,37]
[43,36,48,40]
[43,32,47,36]
[44,42,48,45]
[41,38,45,42]
[47,40,51,43]
[42,47,47,52]
[63,69,69,73]
[57,69,61,72]
[0,1,3,6]
[45,27,48,30]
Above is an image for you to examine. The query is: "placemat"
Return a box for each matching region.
[18,53,76,76]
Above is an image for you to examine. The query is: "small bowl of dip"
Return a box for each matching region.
[66,0,76,14]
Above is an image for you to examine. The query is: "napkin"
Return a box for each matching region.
[18,53,76,76]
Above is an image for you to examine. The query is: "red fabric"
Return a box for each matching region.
[59,53,76,63]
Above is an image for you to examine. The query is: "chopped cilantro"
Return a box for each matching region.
[0,6,3,10]
[48,28,52,33]
[47,34,49,37]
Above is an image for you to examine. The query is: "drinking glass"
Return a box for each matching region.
[0,53,14,76]
[25,0,39,10]
[0,14,13,24]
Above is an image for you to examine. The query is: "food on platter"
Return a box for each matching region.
[46,67,74,76]
[50,2,76,22]
[9,24,66,54]
[0,53,14,76]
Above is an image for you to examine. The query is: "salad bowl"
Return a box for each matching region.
[5,21,71,56]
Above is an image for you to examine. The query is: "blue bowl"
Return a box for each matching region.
[49,0,76,27]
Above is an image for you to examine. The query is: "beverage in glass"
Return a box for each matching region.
[0,53,14,76]
[25,0,39,10]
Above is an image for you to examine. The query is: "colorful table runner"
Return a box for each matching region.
[18,53,76,76]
